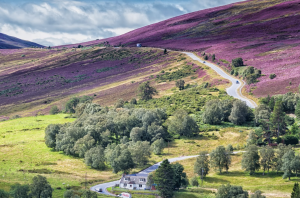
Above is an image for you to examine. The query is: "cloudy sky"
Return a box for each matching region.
[0,0,241,46]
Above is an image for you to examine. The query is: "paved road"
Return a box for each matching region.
[182,52,257,108]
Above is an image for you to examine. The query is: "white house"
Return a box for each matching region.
[119,174,149,190]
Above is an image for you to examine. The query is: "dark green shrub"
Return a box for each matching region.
[232,58,244,67]
[269,73,276,79]
[284,135,298,145]
[50,106,60,115]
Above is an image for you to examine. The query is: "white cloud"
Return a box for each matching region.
[0,0,241,46]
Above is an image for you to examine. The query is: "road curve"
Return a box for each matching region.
[182,52,257,108]
[91,152,245,196]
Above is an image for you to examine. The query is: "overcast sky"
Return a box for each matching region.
[0,0,241,46]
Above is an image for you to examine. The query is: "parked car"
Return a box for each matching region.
[95,188,102,192]
[116,192,131,198]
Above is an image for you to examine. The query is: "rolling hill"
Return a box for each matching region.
[65,0,300,98]
[0,33,43,49]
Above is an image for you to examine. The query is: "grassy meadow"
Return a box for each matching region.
[0,114,117,197]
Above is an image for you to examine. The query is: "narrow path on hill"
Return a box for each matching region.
[182,52,257,108]
[90,151,245,196]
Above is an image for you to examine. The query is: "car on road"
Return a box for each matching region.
[236,80,239,84]
[116,192,131,198]
[95,188,102,192]
[203,61,206,63]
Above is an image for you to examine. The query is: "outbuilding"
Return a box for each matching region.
[119,174,149,190]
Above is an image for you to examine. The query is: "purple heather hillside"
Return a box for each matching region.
[62,0,300,97]
[0,33,44,49]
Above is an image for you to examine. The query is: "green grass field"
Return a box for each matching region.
[0,114,116,197]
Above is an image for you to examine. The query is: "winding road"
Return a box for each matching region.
[90,51,257,196]
[183,52,257,108]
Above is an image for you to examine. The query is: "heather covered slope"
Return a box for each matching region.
[0,47,223,117]
[0,33,43,49]
[69,0,300,97]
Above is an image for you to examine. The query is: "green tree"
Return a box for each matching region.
[9,183,30,198]
[164,49,167,54]
[65,97,80,113]
[168,109,199,137]
[251,190,266,198]
[292,155,300,177]
[242,145,260,175]
[202,100,223,125]
[254,104,271,125]
[74,134,95,158]
[130,98,137,105]
[176,79,185,90]
[210,146,231,174]
[260,146,275,175]
[0,190,9,198]
[204,55,208,60]
[270,100,286,137]
[137,81,158,101]
[284,135,299,145]
[194,151,210,177]
[274,143,292,174]
[114,98,125,108]
[172,163,188,190]
[282,150,295,180]
[154,159,175,198]
[30,175,53,198]
[44,124,61,148]
[114,149,135,173]
[226,144,234,153]
[84,146,106,170]
[151,138,165,155]
[146,173,155,189]
[229,100,249,125]
[50,106,60,115]
[212,54,215,61]
[291,182,300,198]
[216,184,248,198]
[190,176,199,187]
[64,190,79,198]
[232,58,244,67]
[80,190,97,198]
[290,123,300,136]
[128,141,151,166]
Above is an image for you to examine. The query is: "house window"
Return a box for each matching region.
[130,185,132,187]
[139,184,142,188]
[124,184,127,187]
[139,178,145,182]
[125,177,130,181]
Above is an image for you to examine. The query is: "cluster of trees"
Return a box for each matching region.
[241,66,262,84]
[156,64,198,83]
[242,144,300,180]
[45,99,198,172]
[254,98,298,144]
[202,99,253,125]
[0,175,53,198]
[194,145,233,178]
[147,160,188,198]
[216,184,265,198]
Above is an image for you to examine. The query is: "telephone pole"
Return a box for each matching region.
[201,168,204,186]
[85,172,87,190]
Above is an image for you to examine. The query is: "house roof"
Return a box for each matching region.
[120,174,147,185]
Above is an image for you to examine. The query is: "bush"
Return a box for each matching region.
[11,115,21,119]
[284,135,298,145]
[269,73,276,79]
[50,106,60,115]
[232,58,244,67]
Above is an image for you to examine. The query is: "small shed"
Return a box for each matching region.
[137,43,142,47]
